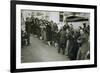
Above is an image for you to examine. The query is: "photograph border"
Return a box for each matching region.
[10,0,97,72]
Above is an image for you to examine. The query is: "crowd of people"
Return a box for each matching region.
[21,16,90,60]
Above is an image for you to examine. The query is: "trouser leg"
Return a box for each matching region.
[27,33,30,45]
[62,48,65,55]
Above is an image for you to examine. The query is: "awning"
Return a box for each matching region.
[66,16,89,22]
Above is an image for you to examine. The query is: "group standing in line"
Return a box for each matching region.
[21,16,90,60]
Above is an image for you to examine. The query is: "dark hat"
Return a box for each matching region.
[83,23,86,25]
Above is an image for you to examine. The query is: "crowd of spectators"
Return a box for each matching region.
[21,16,90,60]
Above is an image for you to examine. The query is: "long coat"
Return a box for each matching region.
[67,30,75,60]
[25,21,31,33]
[46,24,52,41]
[77,33,90,60]
[68,31,80,60]
[59,30,67,49]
